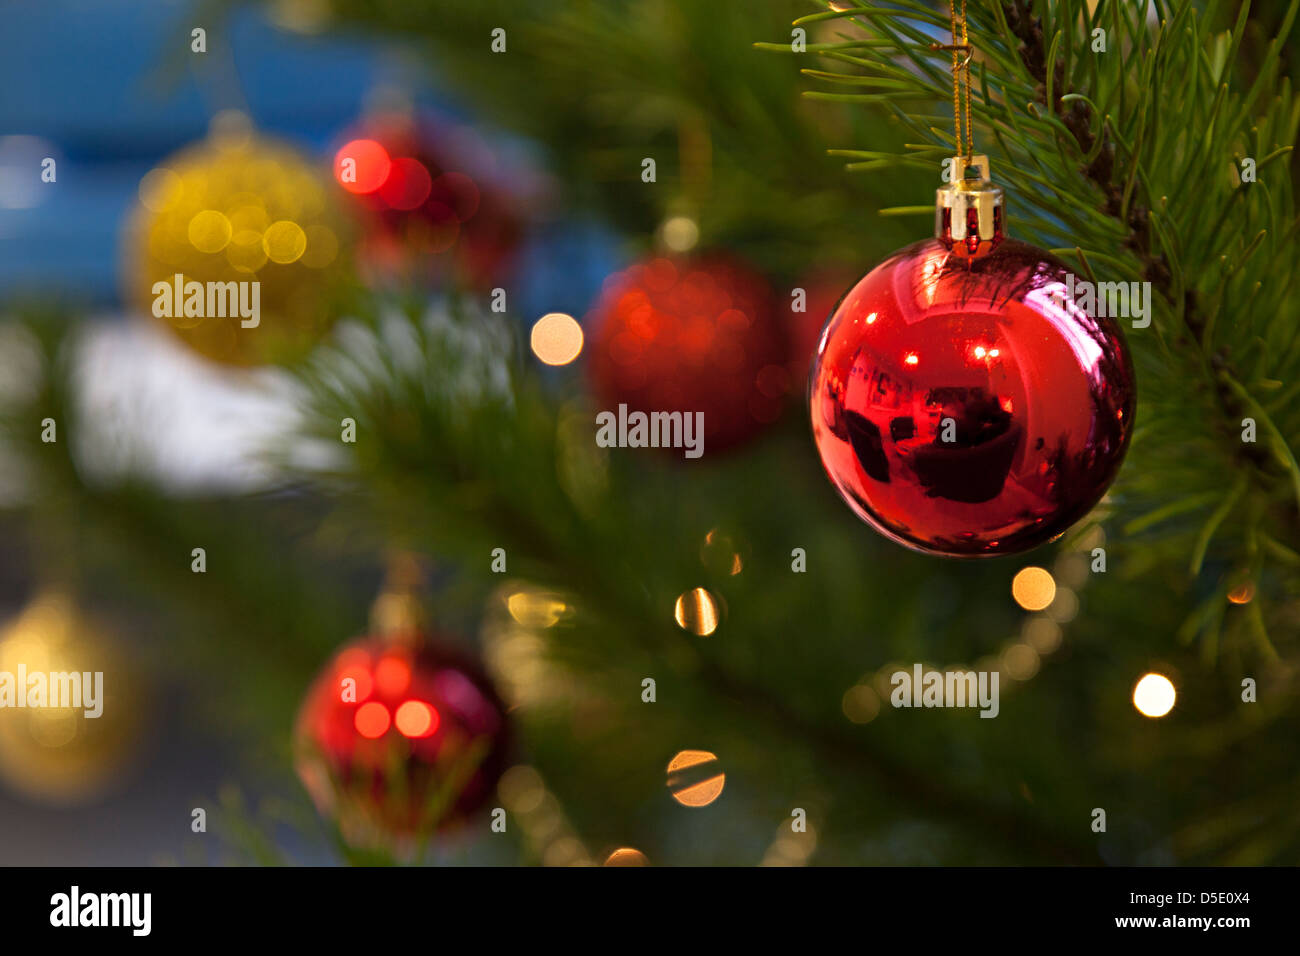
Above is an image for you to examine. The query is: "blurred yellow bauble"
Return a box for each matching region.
[0,592,143,804]
[125,113,351,366]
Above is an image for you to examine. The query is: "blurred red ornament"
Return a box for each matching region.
[587,255,790,454]
[810,157,1135,556]
[333,114,524,288]
[294,632,510,848]
[335,138,392,195]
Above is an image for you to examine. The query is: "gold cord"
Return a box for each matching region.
[960,0,972,160]
[933,0,974,166]
[948,1,962,161]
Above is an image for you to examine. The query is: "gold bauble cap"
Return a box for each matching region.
[935,154,1005,253]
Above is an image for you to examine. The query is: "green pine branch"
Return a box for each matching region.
[785,0,1300,662]
[6,0,1300,865]
[285,299,1102,863]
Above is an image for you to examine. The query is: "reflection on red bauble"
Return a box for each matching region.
[333,114,525,288]
[810,238,1135,556]
[587,255,790,454]
[294,633,510,847]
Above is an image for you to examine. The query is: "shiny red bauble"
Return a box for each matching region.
[333,114,525,288]
[294,633,510,847]
[810,238,1135,556]
[587,255,791,454]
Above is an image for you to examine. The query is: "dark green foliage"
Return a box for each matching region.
[5,1,1299,864]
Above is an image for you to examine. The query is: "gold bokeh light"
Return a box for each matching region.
[187,210,232,253]
[1011,566,1056,611]
[1227,581,1255,605]
[530,312,584,366]
[1133,673,1176,718]
[674,587,720,636]
[263,220,307,264]
[841,684,880,724]
[666,749,725,807]
[603,848,650,866]
[661,215,700,253]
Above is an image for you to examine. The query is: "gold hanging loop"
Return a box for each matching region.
[929,0,975,163]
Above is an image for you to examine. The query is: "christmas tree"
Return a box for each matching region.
[1,0,1297,868]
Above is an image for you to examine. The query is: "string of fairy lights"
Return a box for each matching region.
[482,503,1194,864]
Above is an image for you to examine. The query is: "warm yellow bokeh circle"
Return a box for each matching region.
[0,593,142,804]
[126,118,351,366]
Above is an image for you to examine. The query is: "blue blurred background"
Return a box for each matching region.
[0,0,622,317]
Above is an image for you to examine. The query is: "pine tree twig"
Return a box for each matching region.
[1001,0,1294,522]
[695,659,1100,864]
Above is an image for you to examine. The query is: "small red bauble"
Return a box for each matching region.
[333,113,525,289]
[294,633,510,847]
[587,255,791,454]
[810,159,1135,556]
